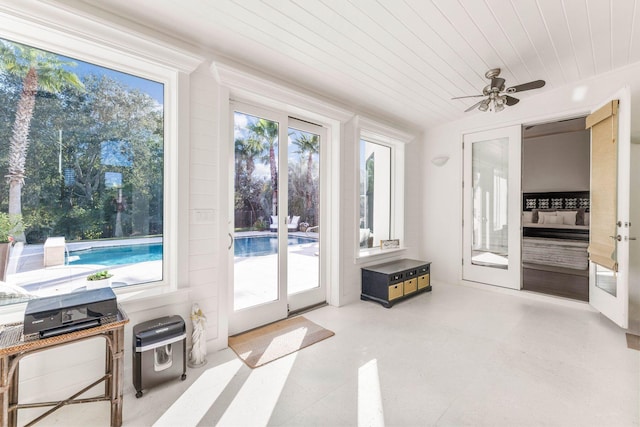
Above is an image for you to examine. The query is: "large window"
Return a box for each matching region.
[0,37,165,305]
[357,122,406,257]
[359,139,391,249]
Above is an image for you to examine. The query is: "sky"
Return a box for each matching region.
[0,36,164,104]
[64,56,164,104]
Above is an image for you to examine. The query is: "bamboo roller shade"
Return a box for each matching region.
[585,100,618,272]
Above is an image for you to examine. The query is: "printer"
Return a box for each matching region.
[23,288,118,341]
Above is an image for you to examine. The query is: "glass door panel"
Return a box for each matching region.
[233,111,280,311]
[463,125,521,289]
[471,138,509,269]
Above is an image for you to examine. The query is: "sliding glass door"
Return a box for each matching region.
[229,103,325,334]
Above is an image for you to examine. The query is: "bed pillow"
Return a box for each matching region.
[538,212,557,224]
[543,215,563,225]
[557,208,586,225]
[556,210,577,226]
[522,211,533,223]
[531,209,555,223]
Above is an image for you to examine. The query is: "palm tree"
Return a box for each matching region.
[248,118,279,214]
[0,39,84,240]
[235,135,265,225]
[291,132,319,219]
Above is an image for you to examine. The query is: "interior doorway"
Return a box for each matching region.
[520,117,591,301]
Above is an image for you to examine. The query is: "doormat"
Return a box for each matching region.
[626,333,640,351]
[228,316,334,368]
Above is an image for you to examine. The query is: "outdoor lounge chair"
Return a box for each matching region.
[288,216,300,232]
[269,215,301,232]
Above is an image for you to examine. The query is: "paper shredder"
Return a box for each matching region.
[133,315,187,398]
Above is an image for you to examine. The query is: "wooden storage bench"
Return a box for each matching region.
[361,259,431,308]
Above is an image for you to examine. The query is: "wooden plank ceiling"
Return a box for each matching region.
[62,0,639,130]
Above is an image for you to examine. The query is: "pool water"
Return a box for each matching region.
[66,236,316,265]
[235,236,317,257]
[68,243,162,266]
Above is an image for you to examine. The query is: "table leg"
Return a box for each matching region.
[7,358,18,427]
[110,327,125,427]
[0,355,8,427]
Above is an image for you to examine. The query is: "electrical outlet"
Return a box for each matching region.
[192,209,216,224]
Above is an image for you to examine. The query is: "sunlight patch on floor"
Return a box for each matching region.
[358,359,384,427]
[153,358,243,427]
[257,326,308,366]
[216,333,303,425]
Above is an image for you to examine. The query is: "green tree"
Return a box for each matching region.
[235,135,266,225]
[0,39,84,240]
[290,131,319,217]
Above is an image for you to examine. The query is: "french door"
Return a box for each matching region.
[462,125,521,289]
[587,87,631,329]
[229,102,326,334]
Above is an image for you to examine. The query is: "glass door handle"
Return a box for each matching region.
[228,233,234,250]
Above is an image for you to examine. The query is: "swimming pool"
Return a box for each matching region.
[234,236,317,257]
[68,242,162,266]
[66,235,316,265]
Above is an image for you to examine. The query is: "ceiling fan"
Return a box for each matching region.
[452,68,545,112]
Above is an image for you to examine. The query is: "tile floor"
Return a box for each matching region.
[29,282,639,426]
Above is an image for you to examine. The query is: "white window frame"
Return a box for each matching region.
[0,2,202,316]
[355,117,411,260]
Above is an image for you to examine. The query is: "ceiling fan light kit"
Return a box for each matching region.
[452,68,545,113]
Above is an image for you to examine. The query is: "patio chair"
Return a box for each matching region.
[288,216,300,232]
[270,215,301,232]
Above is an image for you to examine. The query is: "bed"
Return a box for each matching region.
[521,191,590,301]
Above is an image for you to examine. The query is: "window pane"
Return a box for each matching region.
[233,111,279,310]
[471,138,509,269]
[0,37,164,305]
[596,264,617,297]
[359,139,391,250]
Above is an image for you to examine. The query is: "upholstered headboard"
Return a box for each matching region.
[522,191,590,212]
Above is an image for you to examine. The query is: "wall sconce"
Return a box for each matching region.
[431,156,450,167]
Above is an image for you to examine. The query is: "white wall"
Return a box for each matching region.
[421,61,640,333]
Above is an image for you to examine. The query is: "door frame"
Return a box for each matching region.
[227,102,330,334]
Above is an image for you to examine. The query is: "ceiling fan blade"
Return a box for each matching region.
[506,80,545,93]
[505,95,519,106]
[464,99,485,112]
[451,94,484,100]
[491,77,505,91]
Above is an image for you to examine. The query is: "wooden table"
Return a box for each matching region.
[0,307,128,427]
